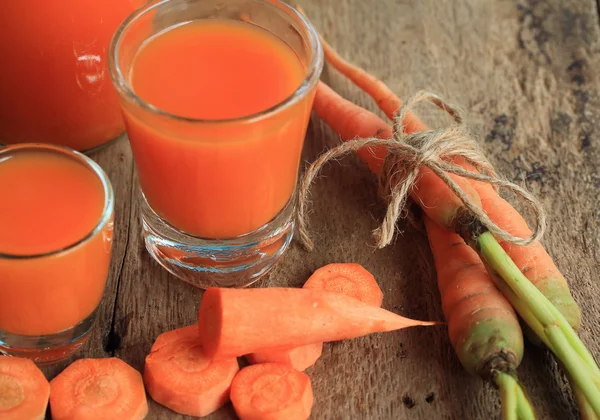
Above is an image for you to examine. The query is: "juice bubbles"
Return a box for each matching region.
[0,146,113,337]
[0,0,143,151]
[123,20,312,238]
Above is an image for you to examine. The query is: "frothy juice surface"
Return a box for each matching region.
[125,20,313,238]
[0,0,143,150]
[0,151,112,336]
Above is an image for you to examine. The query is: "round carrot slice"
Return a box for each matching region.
[230,363,313,420]
[304,263,383,306]
[0,356,50,420]
[49,357,147,420]
[144,325,239,417]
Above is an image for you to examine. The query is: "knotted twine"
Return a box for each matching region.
[296,90,547,251]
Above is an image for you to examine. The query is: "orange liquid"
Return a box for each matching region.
[0,0,143,150]
[0,151,112,336]
[124,20,314,238]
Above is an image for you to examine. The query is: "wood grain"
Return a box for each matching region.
[41,0,600,419]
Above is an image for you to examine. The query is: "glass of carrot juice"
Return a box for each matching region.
[0,0,145,151]
[0,144,114,364]
[109,0,323,288]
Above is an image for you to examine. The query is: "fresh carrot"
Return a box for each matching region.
[424,216,523,372]
[198,287,436,358]
[303,263,383,306]
[143,325,239,417]
[230,363,313,420]
[0,356,50,420]
[246,263,383,371]
[49,358,148,420]
[313,28,581,330]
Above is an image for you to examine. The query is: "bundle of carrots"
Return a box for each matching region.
[295,6,599,419]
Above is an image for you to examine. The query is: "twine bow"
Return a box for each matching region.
[296,90,547,251]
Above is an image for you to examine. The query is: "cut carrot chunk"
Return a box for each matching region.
[230,363,313,420]
[303,263,383,306]
[246,263,383,370]
[144,325,239,417]
[0,356,50,420]
[245,343,323,372]
[198,287,436,358]
[49,358,147,420]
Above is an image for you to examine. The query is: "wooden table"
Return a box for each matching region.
[42,0,600,418]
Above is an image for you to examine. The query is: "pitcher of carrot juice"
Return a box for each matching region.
[109,0,323,288]
[0,0,144,151]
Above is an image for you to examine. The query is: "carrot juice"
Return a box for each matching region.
[122,20,311,238]
[0,0,144,151]
[110,0,322,287]
[0,145,113,339]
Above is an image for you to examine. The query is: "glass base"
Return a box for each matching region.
[141,194,295,289]
[0,310,96,365]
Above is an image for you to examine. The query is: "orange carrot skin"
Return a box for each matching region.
[50,358,148,420]
[198,287,435,358]
[0,356,50,420]
[230,363,313,420]
[425,217,524,375]
[314,81,389,174]
[144,325,240,417]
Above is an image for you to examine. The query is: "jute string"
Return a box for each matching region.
[296,90,547,251]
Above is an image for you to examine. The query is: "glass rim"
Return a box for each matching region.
[0,143,115,260]
[108,0,324,125]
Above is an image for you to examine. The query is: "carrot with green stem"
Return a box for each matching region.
[424,216,534,419]
[305,78,600,415]
[306,7,580,332]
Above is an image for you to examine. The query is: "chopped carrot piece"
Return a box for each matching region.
[245,343,323,372]
[144,325,239,417]
[49,358,147,420]
[304,263,383,306]
[230,363,313,420]
[0,356,50,420]
[246,263,383,370]
[198,287,436,358]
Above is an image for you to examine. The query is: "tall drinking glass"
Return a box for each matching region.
[109,0,323,288]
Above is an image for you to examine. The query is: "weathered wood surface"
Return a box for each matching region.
[42,0,600,418]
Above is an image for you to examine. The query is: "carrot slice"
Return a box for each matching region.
[245,343,323,372]
[0,356,50,420]
[230,363,313,420]
[144,325,239,417]
[198,287,437,358]
[304,263,383,306]
[49,358,147,420]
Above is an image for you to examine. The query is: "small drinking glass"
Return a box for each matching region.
[0,144,114,364]
[109,0,323,288]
